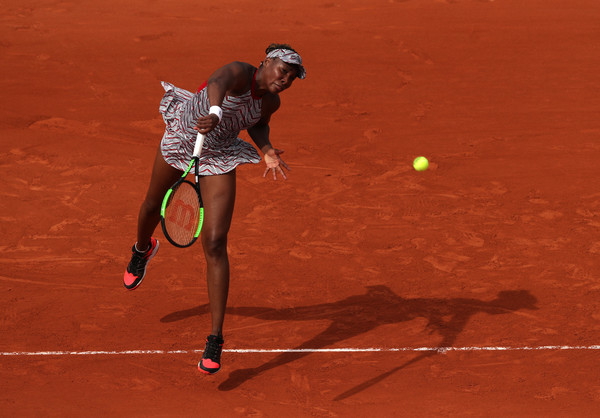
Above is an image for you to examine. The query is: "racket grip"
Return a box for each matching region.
[193,133,205,157]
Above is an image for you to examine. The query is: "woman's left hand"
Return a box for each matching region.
[263,148,290,180]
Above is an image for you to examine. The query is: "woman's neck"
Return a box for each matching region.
[252,66,267,98]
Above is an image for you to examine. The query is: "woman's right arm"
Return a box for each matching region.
[195,61,250,134]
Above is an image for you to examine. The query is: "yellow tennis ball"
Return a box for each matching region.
[413,156,429,171]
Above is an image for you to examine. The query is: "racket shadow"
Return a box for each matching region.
[333,351,435,401]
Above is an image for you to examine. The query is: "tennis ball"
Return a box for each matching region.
[413,156,429,171]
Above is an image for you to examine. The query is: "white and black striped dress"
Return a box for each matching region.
[159,80,262,175]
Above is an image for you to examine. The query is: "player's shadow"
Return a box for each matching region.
[161,286,538,398]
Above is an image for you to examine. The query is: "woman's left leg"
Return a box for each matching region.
[198,169,237,337]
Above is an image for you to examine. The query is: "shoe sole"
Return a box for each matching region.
[198,364,221,375]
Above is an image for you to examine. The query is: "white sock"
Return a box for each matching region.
[134,242,149,253]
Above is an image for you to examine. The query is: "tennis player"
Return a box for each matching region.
[123,43,306,374]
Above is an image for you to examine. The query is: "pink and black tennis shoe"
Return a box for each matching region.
[198,335,224,375]
[123,237,159,290]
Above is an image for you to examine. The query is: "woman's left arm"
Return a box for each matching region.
[247,119,273,155]
[247,95,290,180]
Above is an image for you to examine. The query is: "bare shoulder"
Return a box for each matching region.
[226,61,255,75]
[209,61,256,95]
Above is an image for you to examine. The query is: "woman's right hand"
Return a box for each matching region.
[195,114,219,134]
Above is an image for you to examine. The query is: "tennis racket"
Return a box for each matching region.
[160,133,205,248]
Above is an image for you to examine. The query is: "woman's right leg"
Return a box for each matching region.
[136,146,183,250]
[124,145,182,290]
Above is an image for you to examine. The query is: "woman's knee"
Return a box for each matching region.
[202,231,228,259]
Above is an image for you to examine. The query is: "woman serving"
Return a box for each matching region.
[123,43,306,374]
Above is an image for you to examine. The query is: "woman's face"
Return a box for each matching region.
[262,58,298,94]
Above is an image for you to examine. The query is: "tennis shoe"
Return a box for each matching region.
[123,237,159,290]
[198,335,224,375]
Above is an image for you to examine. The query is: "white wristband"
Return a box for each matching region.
[209,106,223,123]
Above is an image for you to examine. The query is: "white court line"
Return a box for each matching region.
[2,345,600,356]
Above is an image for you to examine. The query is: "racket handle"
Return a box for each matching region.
[193,133,205,157]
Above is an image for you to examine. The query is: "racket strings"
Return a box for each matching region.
[163,182,201,246]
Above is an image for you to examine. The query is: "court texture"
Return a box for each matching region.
[1,0,600,416]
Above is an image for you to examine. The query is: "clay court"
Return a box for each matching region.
[2,0,600,416]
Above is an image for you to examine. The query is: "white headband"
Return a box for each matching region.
[266,49,306,79]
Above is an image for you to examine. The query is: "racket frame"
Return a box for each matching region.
[160,133,205,248]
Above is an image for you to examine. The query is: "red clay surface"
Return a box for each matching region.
[2,0,600,416]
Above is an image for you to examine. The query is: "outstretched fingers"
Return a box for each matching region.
[262,149,290,180]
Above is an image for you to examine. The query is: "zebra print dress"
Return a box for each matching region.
[159,80,262,175]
